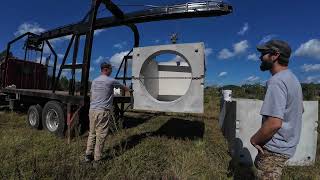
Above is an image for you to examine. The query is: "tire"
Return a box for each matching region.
[42,101,66,137]
[27,105,42,130]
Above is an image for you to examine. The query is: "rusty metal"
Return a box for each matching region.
[29,1,232,41]
[2,32,39,88]
[1,88,84,104]
[1,58,48,89]
[45,40,58,90]
[54,35,75,91]
[67,103,72,143]
[24,35,29,61]
[1,0,233,120]
[80,0,101,96]
[39,41,44,64]
[70,35,80,96]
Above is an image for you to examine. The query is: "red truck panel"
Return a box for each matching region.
[0,58,48,89]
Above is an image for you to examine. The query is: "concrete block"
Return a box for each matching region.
[132,43,205,113]
[219,98,318,166]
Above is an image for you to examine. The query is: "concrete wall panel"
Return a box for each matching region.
[132,43,205,113]
[219,98,319,166]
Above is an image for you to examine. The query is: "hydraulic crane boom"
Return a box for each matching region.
[30,1,232,41]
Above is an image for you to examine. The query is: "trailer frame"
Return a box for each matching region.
[0,0,232,138]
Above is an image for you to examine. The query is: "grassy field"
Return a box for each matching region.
[0,89,319,179]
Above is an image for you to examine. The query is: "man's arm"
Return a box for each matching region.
[251,80,286,153]
[250,116,282,152]
[113,80,132,92]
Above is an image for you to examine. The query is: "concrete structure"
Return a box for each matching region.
[219,98,319,166]
[132,43,205,113]
[158,61,191,101]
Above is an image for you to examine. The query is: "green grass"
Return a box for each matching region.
[0,91,319,179]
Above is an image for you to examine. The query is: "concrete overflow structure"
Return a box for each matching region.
[132,43,205,113]
[219,98,319,166]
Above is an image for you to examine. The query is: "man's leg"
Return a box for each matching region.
[254,149,289,180]
[85,110,97,157]
[94,110,111,161]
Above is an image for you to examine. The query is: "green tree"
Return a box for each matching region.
[58,76,69,91]
[0,50,13,61]
[302,83,318,100]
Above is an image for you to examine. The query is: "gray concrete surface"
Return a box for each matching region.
[140,59,159,99]
[132,43,205,113]
[219,98,319,166]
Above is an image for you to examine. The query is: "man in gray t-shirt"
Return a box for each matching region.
[85,62,130,164]
[250,40,303,179]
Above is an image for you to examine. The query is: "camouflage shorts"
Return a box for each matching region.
[254,148,289,180]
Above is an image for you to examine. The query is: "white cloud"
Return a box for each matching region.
[61,71,69,78]
[238,22,249,35]
[58,54,65,59]
[154,39,160,43]
[218,40,249,59]
[301,64,320,72]
[109,50,130,67]
[76,69,82,75]
[218,49,234,59]
[259,34,278,44]
[36,57,46,64]
[234,40,249,54]
[170,55,185,62]
[94,56,107,64]
[14,22,77,59]
[205,48,213,57]
[90,67,95,72]
[94,29,105,36]
[46,60,61,69]
[42,44,51,54]
[14,22,103,57]
[294,39,320,60]
[245,75,260,83]
[14,22,46,36]
[113,41,127,49]
[304,75,320,84]
[247,53,259,61]
[218,72,227,77]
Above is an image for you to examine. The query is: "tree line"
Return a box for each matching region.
[206,83,320,101]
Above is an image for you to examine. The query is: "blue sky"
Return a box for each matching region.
[1,0,320,86]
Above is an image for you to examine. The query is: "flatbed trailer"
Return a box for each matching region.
[0,87,131,137]
[0,0,232,138]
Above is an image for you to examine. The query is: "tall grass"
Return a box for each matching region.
[0,89,319,179]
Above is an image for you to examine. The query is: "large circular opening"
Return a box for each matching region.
[139,51,192,102]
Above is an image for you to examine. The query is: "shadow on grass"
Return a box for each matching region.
[122,114,155,129]
[153,118,204,140]
[227,139,256,180]
[219,102,256,179]
[101,117,204,161]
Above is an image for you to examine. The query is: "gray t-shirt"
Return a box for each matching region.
[90,75,123,111]
[260,69,303,157]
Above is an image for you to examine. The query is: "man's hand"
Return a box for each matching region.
[250,138,264,154]
[250,116,282,154]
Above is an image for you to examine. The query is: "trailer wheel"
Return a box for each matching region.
[27,105,42,129]
[42,101,66,137]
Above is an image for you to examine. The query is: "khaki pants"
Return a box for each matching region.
[85,110,111,161]
[254,148,289,180]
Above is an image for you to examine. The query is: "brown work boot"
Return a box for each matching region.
[84,154,94,163]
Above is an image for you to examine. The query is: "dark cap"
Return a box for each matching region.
[100,62,112,69]
[257,40,291,58]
